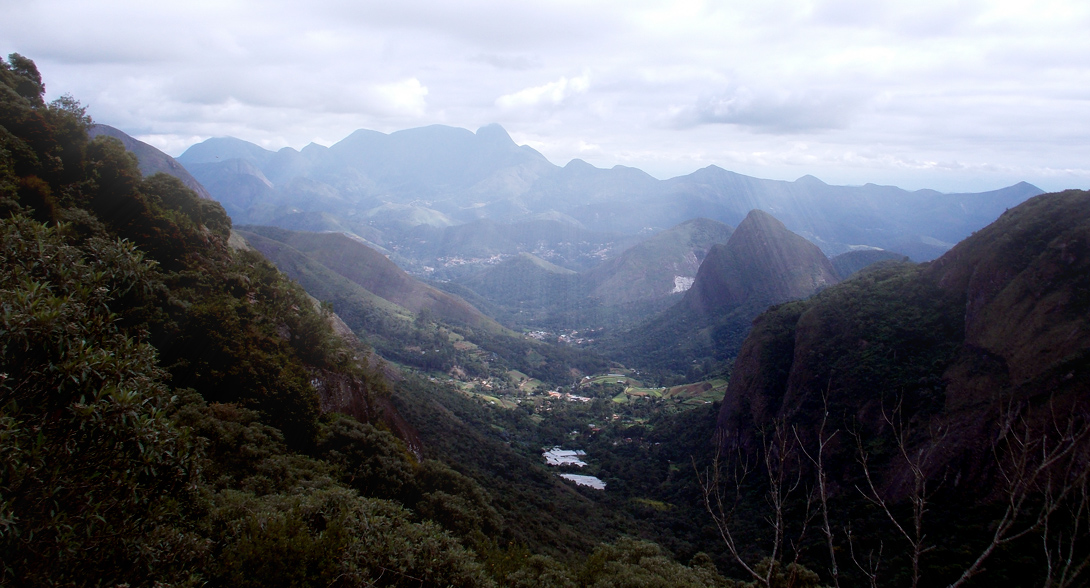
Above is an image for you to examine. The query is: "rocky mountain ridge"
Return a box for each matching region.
[177,123,1043,262]
[718,190,1090,492]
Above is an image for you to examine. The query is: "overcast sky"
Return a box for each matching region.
[5,0,1089,192]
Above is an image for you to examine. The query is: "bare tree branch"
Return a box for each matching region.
[948,400,1090,588]
[855,398,946,588]
[795,386,841,588]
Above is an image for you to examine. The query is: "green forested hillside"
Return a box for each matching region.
[10,51,1083,588]
[0,55,742,587]
[0,53,508,587]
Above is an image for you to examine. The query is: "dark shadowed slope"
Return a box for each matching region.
[719,190,1090,488]
[829,248,908,279]
[88,124,212,200]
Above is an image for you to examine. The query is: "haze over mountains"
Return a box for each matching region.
[177,123,1044,265]
[608,209,844,377]
[124,120,1056,378]
[10,52,1090,588]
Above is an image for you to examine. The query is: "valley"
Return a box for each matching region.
[160,120,1090,585]
[3,56,1088,588]
[186,130,1090,585]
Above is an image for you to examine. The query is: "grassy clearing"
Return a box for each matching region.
[605,378,725,407]
[622,387,665,402]
[452,340,478,351]
[631,498,674,511]
[662,378,727,403]
[507,369,546,393]
[585,374,644,387]
[457,388,519,409]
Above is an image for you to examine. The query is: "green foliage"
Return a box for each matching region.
[1,55,484,586]
[142,172,231,239]
[207,487,495,588]
[170,395,334,495]
[414,459,503,540]
[318,415,417,500]
[798,261,962,418]
[503,554,578,588]
[0,216,201,586]
[579,537,730,588]
[734,559,825,588]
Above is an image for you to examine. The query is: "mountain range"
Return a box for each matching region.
[12,53,1090,588]
[176,123,1044,263]
[91,123,1047,386]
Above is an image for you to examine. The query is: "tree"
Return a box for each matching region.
[0,215,201,586]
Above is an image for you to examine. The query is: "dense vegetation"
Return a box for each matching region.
[0,54,751,587]
[236,225,612,383]
[6,51,1087,588]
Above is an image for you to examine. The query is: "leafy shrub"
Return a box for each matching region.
[0,215,201,586]
[208,487,495,588]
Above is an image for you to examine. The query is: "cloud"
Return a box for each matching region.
[473,53,541,71]
[496,72,591,109]
[669,86,863,133]
[374,78,429,116]
[6,0,1090,192]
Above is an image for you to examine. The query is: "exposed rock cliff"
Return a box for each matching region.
[718,190,1090,494]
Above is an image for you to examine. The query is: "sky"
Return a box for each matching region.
[4,0,1089,193]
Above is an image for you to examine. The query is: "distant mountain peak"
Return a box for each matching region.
[475,123,514,144]
[686,209,838,315]
[564,158,597,170]
[736,208,785,229]
[794,174,826,186]
[177,136,274,166]
[1012,181,1042,191]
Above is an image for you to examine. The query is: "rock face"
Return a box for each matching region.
[685,209,839,316]
[925,190,1090,404]
[717,190,1090,495]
